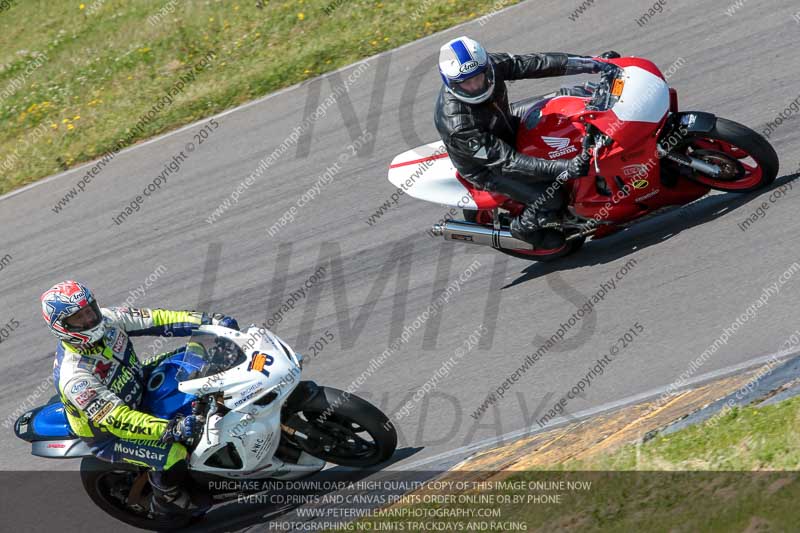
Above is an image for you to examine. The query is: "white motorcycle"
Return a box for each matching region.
[15,325,397,529]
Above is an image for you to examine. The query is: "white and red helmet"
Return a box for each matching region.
[41,281,105,346]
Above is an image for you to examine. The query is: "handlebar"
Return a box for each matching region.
[587,64,622,112]
[184,398,209,448]
[192,398,207,416]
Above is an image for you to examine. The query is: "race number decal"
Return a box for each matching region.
[248,352,274,377]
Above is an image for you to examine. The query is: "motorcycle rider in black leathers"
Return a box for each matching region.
[435,36,612,249]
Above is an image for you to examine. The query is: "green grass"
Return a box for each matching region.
[358,396,800,532]
[557,395,800,471]
[0,0,519,194]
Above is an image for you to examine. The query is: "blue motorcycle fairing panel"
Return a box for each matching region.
[141,350,199,419]
[27,350,197,440]
[31,403,72,438]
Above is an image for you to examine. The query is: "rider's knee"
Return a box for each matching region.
[163,442,188,470]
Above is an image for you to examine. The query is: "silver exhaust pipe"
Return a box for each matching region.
[432,220,594,249]
[431,220,535,250]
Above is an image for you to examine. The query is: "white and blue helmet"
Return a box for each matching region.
[438,36,495,104]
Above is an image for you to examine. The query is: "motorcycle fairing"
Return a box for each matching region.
[16,401,71,440]
[141,352,200,419]
[178,326,324,479]
[388,141,479,209]
[15,402,93,458]
[31,438,93,458]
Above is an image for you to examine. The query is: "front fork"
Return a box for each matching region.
[658,145,722,178]
[657,111,722,177]
[280,381,338,453]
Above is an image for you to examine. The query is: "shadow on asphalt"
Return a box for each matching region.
[190,446,424,532]
[505,172,800,288]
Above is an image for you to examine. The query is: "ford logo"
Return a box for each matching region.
[459,60,479,73]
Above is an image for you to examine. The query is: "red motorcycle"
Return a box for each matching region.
[387,55,779,260]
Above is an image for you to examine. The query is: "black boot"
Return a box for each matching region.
[510,208,566,249]
[148,470,203,516]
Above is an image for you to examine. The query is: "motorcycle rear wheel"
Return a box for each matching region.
[285,386,397,467]
[499,236,585,262]
[464,209,585,261]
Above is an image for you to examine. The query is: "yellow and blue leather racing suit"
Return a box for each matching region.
[53,307,218,470]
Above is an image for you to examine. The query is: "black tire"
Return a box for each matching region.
[499,236,585,262]
[682,117,778,193]
[464,209,585,261]
[80,457,195,531]
[285,386,397,467]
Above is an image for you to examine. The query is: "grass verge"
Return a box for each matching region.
[356,395,800,531]
[0,0,519,194]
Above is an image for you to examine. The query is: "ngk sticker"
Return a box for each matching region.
[623,164,649,177]
[623,164,651,189]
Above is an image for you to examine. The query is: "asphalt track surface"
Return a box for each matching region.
[1,0,800,528]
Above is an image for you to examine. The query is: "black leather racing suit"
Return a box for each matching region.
[434,52,591,244]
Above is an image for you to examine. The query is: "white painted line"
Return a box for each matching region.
[398,347,798,471]
[0,1,534,204]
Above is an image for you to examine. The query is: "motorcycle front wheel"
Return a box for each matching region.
[80,457,198,530]
[284,386,397,467]
[679,117,778,192]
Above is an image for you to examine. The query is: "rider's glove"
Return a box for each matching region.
[566,55,619,76]
[592,59,619,75]
[565,56,607,75]
[211,313,239,331]
[160,414,204,445]
[560,154,590,180]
